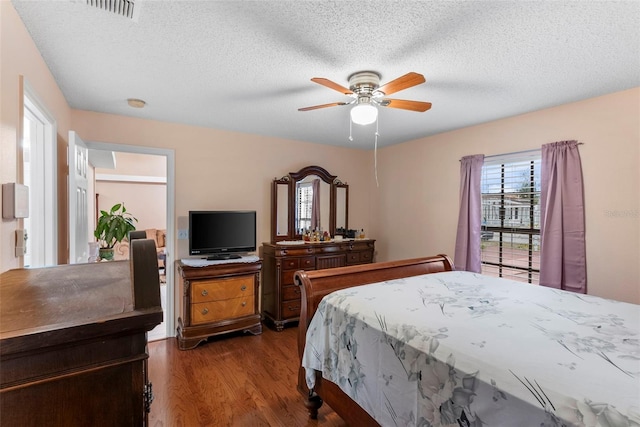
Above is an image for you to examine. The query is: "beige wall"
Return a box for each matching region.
[70,110,373,261]
[97,151,167,177]
[375,87,640,304]
[1,2,72,270]
[95,152,168,231]
[96,181,167,232]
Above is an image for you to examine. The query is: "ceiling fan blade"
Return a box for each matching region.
[377,72,426,95]
[382,99,432,112]
[311,78,353,95]
[298,102,348,111]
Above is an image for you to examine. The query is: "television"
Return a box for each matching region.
[189,210,256,260]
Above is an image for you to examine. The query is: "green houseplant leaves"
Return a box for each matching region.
[94,203,138,249]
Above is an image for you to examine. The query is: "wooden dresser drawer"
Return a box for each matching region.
[299,256,315,269]
[346,250,373,265]
[282,284,301,301]
[360,251,373,262]
[191,297,254,325]
[273,246,315,257]
[282,258,300,270]
[282,256,315,271]
[282,270,296,286]
[281,300,301,319]
[192,276,254,303]
[346,252,361,264]
[349,241,375,251]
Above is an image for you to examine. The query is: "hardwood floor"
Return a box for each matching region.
[147,325,348,427]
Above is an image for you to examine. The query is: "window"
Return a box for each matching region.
[296,182,313,232]
[481,151,541,284]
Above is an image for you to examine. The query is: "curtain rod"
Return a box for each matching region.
[484,148,539,160]
[463,142,584,161]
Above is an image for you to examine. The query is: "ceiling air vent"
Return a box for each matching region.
[85,0,140,21]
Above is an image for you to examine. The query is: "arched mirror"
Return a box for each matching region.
[270,165,348,242]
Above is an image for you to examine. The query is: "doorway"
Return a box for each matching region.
[86,142,176,340]
[19,79,175,339]
[21,79,57,267]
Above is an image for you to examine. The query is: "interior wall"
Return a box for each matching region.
[95,182,167,232]
[374,87,640,304]
[1,2,72,271]
[69,110,373,262]
[95,152,168,231]
[98,151,167,177]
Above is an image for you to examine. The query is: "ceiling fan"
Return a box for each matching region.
[298,71,432,125]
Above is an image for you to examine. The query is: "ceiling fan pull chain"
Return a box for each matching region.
[348,118,353,142]
[374,117,380,187]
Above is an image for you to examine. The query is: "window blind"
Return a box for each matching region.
[297,182,313,232]
[481,151,541,284]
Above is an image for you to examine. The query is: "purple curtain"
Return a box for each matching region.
[310,179,321,230]
[454,154,484,272]
[540,140,587,293]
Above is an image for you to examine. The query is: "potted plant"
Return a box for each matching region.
[94,203,138,260]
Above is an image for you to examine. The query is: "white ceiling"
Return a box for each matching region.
[11,0,640,149]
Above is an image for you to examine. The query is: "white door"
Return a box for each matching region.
[68,131,89,264]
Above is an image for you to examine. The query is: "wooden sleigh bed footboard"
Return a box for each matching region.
[293,254,454,424]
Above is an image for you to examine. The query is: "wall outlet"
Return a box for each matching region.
[177,229,188,240]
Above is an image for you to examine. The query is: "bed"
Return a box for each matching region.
[294,255,640,426]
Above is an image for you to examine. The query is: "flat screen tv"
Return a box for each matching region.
[189,210,256,260]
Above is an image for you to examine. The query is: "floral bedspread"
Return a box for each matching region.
[302,271,640,426]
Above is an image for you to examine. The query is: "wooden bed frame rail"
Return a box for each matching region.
[293,254,454,423]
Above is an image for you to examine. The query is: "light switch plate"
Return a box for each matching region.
[177,229,188,240]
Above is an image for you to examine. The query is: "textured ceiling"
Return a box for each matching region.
[11,1,640,149]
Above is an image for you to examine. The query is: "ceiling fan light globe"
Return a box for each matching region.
[350,104,378,125]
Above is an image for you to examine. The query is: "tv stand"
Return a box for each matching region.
[176,260,262,350]
[205,254,241,261]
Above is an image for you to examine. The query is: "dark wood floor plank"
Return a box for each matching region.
[148,326,348,426]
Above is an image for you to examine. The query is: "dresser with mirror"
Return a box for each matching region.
[261,165,375,331]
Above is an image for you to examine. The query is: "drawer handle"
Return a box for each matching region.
[288,306,299,311]
[294,287,301,295]
[201,307,209,315]
[240,285,247,291]
[201,289,208,296]
[241,301,247,307]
